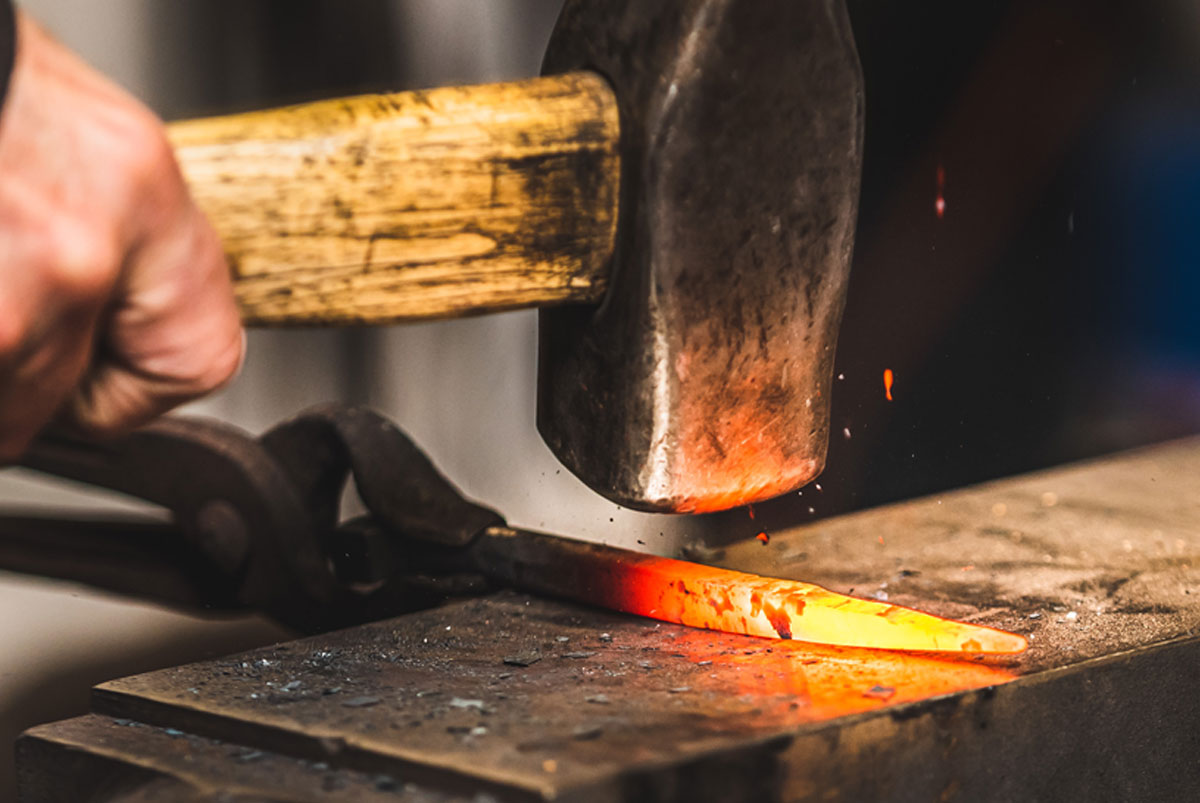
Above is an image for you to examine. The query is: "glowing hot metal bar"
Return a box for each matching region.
[468,527,1027,654]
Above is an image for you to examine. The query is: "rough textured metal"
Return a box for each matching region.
[83,594,1016,803]
[18,714,471,802]
[21,438,1200,802]
[714,436,1200,670]
[538,0,865,513]
[260,405,503,550]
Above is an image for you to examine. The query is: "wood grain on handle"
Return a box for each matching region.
[168,72,619,326]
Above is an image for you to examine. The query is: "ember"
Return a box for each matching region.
[756,532,770,545]
[935,164,947,218]
[883,368,895,401]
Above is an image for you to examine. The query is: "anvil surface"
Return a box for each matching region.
[18,439,1200,802]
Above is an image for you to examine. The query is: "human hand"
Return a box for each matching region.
[0,13,243,460]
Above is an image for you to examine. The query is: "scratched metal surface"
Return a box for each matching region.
[84,593,1019,802]
[18,714,471,803]
[24,438,1200,801]
[717,436,1200,672]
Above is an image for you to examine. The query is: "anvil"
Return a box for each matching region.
[16,438,1200,802]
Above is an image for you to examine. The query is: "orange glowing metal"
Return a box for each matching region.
[883,368,894,401]
[478,529,1027,654]
[587,552,1026,654]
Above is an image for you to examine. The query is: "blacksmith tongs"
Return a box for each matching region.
[1,406,503,631]
[0,406,1028,653]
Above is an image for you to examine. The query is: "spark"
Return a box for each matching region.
[883,368,894,401]
[935,164,947,218]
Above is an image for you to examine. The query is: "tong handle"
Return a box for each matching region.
[17,419,338,619]
[0,514,245,609]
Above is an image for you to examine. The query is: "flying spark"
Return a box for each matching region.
[935,165,946,218]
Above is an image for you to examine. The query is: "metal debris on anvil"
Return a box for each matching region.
[83,591,1024,802]
[26,440,1200,801]
[502,651,542,667]
[571,725,604,741]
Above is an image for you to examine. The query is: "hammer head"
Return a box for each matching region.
[539,0,864,513]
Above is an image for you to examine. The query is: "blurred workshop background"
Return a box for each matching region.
[2,0,1200,797]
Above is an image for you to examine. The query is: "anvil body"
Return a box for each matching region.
[18,438,1200,802]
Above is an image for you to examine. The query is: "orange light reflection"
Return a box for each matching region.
[663,628,1017,722]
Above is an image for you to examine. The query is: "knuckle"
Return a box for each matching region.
[44,220,121,299]
[141,323,244,403]
[190,330,245,394]
[121,114,180,189]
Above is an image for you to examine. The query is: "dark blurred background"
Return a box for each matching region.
[735,0,1200,540]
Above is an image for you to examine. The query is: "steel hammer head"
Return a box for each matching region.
[539,0,864,513]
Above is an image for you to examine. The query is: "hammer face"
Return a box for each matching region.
[540,0,864,513]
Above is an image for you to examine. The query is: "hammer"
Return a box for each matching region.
[167,0,864,514]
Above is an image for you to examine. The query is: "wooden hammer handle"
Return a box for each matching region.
[168,72,619,326]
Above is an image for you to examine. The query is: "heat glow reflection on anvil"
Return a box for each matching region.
[637,628,1017,722]
[89,593,1022,798]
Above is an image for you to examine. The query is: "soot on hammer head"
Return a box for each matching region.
[538,0,864,513]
